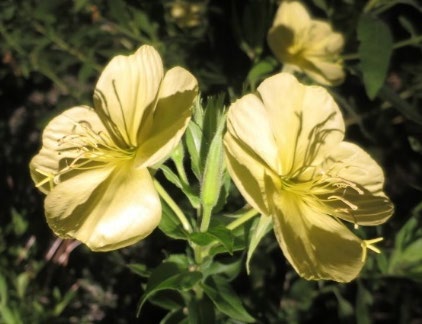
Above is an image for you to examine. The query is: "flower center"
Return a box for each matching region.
[54,121,136,183]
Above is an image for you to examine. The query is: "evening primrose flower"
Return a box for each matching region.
[30,45,198,251]
[224,73,393,282]
[267,0,345,86]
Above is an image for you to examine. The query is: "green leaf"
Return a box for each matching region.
[0,305,18,324]
[160,165,200,209]
[0,275,8,306]
[378,85,422,125]
[202,257,243,281]
[190,226,235,254]
[160,308,187,324]
[188,296,216,324]
[202,275,255,323]
[137,262,202,316]
[149,290,186,311]
[247,57,278,89]
[358,14,393,99]
[15,273,29,299]
[127,263,150,278]
[356,281,373,324]
[246,215,272,274]
[185,121,203,180]
[159,199,190,240]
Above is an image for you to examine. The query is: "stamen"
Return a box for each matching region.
[327,195,358,210]
[54,119,135,180]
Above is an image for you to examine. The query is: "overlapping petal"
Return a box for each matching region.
[94,45,164,147]
[135,66,198,167]
[224,132,270,216]
[226,93,281,173]
[257,73,344,175]
[316,141,394,226]
[45,162,161,251]
[30,106,108,193]
[267,177,364,282]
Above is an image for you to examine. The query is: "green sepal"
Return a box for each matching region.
[246,214,272,274]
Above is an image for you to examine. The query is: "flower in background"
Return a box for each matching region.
[168,0,207,29]
[224,73,393,282]
[30,45,198,251]
[267,0,345,86]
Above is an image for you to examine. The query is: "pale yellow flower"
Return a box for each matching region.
[30,45,198,251]
[267,0,345,86]
[224,73,393,282]
[169,1,206,29]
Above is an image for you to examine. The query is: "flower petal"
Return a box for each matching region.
[267,2,345,86]
[317,141,394,225]
[94,45,164,147]
[299,59,345,86]
[45,162,161,251]
[135,66,198,167]
[265,175,364,282]
[257,73,344,175]
[267,1,311,66]
[30,106,108,193]
[226,93,281,173]
[224,133,270,215]
[271,1,311,33]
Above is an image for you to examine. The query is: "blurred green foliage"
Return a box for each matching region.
[1,0,422,322]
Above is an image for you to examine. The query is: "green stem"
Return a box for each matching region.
[226,208,259,230]
[199,206,212,232]
[393,35,422,49]
[153,179,192,233]
[363,0,379,13]
[343,34,422,61]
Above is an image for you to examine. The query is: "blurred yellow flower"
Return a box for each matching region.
[30,45,198,251]
[267,0,345,86]
[169,0,206,29]
[224,73,393,282]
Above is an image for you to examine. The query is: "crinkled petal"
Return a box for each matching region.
[224,132,270,216]
[45,162,161,251]
[257,73,344,175]
[94,45,164,147]
[317,141,394,225]
[30,106,108,194]
[135,66,198,167]
[226,93,281,173]
[265,175,364,282]
[324,142,386,194]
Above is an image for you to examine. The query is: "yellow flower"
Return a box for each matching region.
[224,73,393,282]
[267,0,345,86]
[169,0,206,29]
[30,45,198,251]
